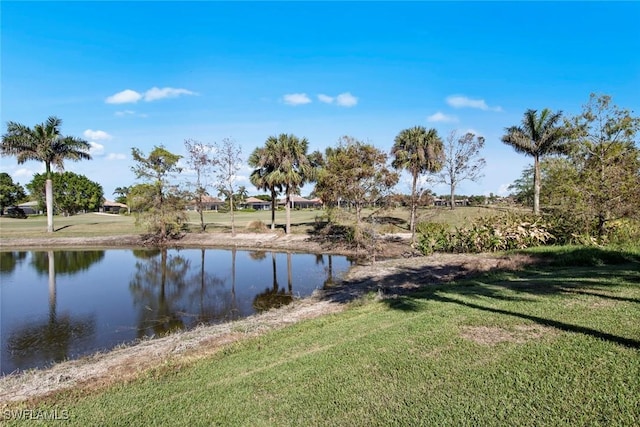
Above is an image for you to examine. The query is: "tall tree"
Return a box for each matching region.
[0,172,26,215]
[184,139,216,231]
[262,134,314,234]
[391,126,444,240]
[316,136,398,247]
[248,138,283,230]
[567,94,640,238]
[1,116,91,231]
[27,172,104,215]
[131,145,186,240]
[437,131,486,210]
[213,138,242,236]
[501,108,568,215]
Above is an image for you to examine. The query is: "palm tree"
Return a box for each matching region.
[501,109,567,215]
[391,126,444,241]
[271,134,314,234]
[250,134,314,234]
[113,186,131,213]
[248,139,283,230]
[1,116,91,232]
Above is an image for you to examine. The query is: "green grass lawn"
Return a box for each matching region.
[6,247,639,426]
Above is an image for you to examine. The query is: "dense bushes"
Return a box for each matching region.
[416,213,553,254]
[416,212,640,255]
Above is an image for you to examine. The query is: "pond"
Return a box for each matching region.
[0,248,353,376]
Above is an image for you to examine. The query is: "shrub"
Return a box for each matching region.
[415,222,449,254]
[417,213,554,254]
[246,220,267,232]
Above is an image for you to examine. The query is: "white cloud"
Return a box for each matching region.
[335,92,358,107]
[427,112,458,123]
[446,95,502,112]
[106,89,143,104]
[83,129,112,140]
[283,93,312,106]
[143,86,197,102]
[106,87,197,104]
[106,153,127,161]
[317,94,334,104]
[89,142,105,156]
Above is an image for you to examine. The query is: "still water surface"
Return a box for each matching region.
[0,249,352,375]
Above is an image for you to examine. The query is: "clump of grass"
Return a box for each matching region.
[245,220,267,232]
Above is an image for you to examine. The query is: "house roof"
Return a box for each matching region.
[244,197,270,204]
[278,195,323,204]
[103,199,128,208]
[189,196,224,204]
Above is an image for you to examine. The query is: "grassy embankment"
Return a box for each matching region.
[0,205,507,239]
[3,246,639,426]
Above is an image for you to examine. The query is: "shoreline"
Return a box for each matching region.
[0,231,416,260]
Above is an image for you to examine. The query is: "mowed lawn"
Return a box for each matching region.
[0,205,513,239]
[5,246,639,426]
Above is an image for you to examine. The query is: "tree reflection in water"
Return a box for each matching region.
[130,249,190,338]
[184,248,238,324]
[253,252,294,312]
[3,248,353,373]
[30,250,105,275]
[0,251,27,274]
[129,248,242,338]
[7,251,95,370]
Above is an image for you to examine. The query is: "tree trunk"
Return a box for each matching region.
[46,178,54,232]
[410,173,417,244]
[533,155,541,215]
[450,184,456,211]
[198,193,205,232]
[230,192,236,236]
[285,191,291,234]
[270,188,277,230]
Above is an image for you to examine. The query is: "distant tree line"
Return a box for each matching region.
[2,93,637,246]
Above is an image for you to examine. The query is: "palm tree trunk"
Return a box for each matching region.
[410,173,417,243]
[533,155,541,215]
[270,188,277,230]
[285,191,291,234]
[45,179,54,232]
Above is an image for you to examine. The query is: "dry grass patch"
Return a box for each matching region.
[460,324,557,346]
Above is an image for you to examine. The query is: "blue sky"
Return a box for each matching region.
[2,1,639,199]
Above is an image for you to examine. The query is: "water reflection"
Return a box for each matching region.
[7,251,95,370]
[254,252,294,312]
[30,250,105,275]
[0,251,27,273]
[130,249,191,337]
[1,249,352,374]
